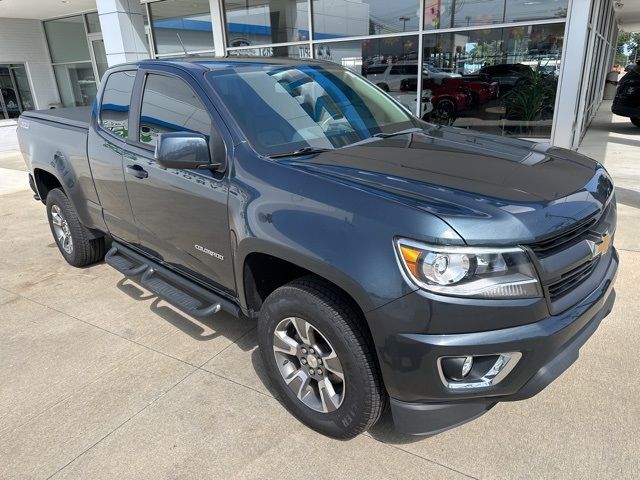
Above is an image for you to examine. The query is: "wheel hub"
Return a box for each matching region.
[306,355,318,368]
[273,316,346,413]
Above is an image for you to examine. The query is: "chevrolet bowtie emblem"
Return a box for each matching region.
[588,232,612,259]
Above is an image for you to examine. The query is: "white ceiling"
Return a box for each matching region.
[0,0,98,20]
[615,1,640,32]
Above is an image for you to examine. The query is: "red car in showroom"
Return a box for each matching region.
[400,77,470,122]
[401,76,498,122]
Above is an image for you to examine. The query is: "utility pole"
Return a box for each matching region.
[399,16,410,32]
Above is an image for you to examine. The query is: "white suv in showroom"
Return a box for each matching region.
[365,62,461,92]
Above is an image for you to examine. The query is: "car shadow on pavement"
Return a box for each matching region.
[116,277,241,342]
[115,276,446,444]
[367,410,428,445]
[249,345,428,445]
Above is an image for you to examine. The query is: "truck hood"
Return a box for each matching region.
[280,126,614,245]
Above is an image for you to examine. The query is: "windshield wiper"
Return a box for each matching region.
[370,127,423,139]
[268,128,423,158]
[344,127,424,148]
[267,146,333,159]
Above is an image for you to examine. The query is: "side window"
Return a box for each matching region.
[139,74,211,148]
[99,71,135,138]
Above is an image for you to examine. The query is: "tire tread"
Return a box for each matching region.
[260,275,386,439]
[46,188,105,267]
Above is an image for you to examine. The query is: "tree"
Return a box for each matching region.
[616,32,640,66]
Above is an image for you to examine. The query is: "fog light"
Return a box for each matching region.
[438,352,522,390]
[441,356,474,381]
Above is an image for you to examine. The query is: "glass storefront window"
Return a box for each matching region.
[10,65,34,112]
[420,23,564,137]
[149,0,215,54]
[315,36,424,116]
[224,0,309,48]
[44,15,91,64]
[53,63,98,107]
[91,39,109,80]
[425,0,568,30]
[0,64,35,119]
[86,12,101,33]
[313,0,420,39]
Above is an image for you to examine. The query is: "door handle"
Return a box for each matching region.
[126,164,148,179]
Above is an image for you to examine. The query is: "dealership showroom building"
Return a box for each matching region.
[0,0,638,150]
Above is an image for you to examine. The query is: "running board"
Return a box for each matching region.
[105,242,237,319]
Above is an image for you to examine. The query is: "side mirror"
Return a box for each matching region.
[155,132,222,170]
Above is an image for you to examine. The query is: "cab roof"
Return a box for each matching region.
[136,56,332,71]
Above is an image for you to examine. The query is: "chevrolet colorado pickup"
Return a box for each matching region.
[17,58,618,439]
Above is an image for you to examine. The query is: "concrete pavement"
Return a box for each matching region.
[1,103,639,479]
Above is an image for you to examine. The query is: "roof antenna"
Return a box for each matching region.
[176,33,189,57]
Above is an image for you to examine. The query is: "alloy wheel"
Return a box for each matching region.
[272,316,346,413]
[51,204,73,254]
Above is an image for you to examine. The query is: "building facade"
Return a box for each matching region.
[0,0,628,148]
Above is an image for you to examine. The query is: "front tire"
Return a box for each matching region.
[258,276,385,439]
[631,117,640,127]
[46,188,105,267]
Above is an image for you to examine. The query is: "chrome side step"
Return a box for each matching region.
[105,242,236,319]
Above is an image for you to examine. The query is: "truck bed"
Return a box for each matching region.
[21,107,90,130]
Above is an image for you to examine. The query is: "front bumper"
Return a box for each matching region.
[366,248,618,435]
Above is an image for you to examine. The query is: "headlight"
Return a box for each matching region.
[395,238,542,299]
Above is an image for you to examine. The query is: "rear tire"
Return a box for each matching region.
[46,188,105,267]
[631,117,640,127]
[258,276,386,439]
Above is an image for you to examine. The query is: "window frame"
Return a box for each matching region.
[97,68,137,143]
[128,69,215,153]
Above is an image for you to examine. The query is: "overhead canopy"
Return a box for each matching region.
[615,1,640,32]
[0,0,97,19]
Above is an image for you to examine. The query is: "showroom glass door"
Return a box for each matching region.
[90,36,109,80]
[0,64,34,120]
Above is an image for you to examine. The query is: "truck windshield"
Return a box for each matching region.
[204,63,418,157]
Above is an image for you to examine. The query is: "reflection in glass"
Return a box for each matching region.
[426,0,568,30]
[139,74,211,147]
[420,23,564,137]
[228,44,312,58]
[206,63,417,156]
[53,63,97,107]
[99,71,136,137]
[224,0,309,47]
[313,0,420,39]
[149,0,214,54]
[315,36,427,117]
[44,15,91,64]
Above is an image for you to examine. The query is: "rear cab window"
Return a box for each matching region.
[99,70,136,138]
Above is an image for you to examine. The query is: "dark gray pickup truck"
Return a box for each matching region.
[17,58,618,439]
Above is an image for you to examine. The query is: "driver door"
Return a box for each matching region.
[123,68,235,293]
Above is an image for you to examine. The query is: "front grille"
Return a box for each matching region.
[529,199,615,309]
[530,214,599,257]
[547,258,599,301]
